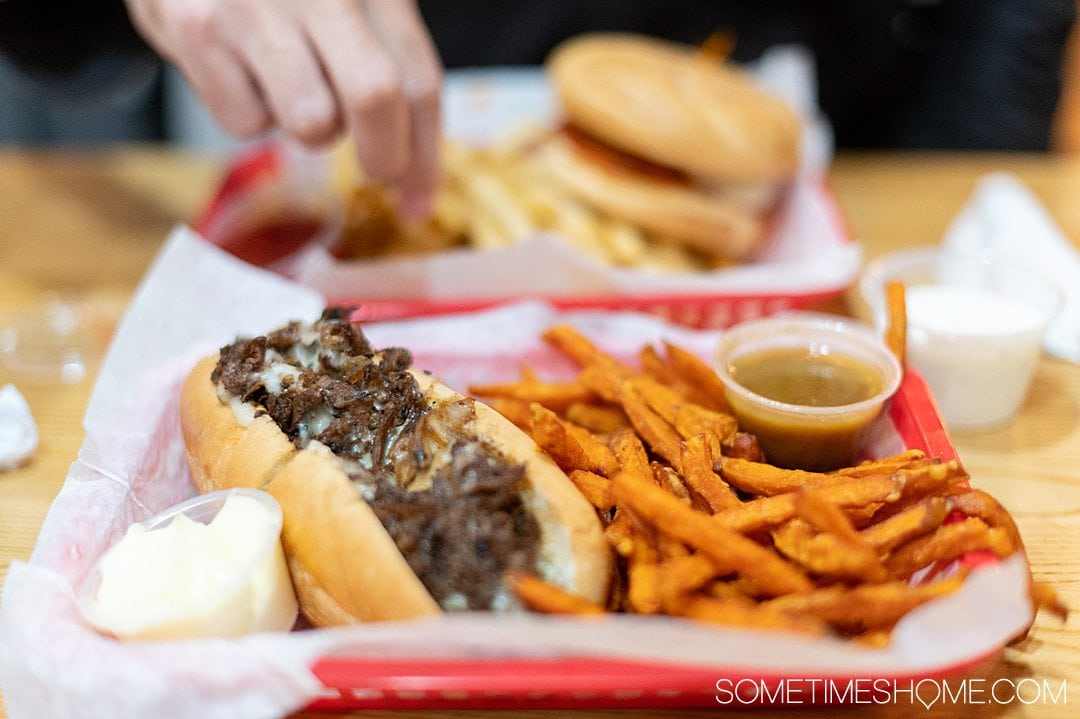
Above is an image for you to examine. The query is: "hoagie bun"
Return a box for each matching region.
[179,309,611,625]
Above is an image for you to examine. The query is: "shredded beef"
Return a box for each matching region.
[317,390,425,467]
[368,440,539,610]
[211,310,539,611]
[319,306,352,323]
[265,321,303,350]
[377,347,411,371]
[263,372,339,441]
[318,318,372,359]
[212,336,267,395]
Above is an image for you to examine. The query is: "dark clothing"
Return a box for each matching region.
[0,0,162,142]
[0,0,156,102]
[422,0,1076,151]
[0,0,1074,150]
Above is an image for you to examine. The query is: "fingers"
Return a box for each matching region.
[363,0,444,215]
[124,0,444,212]
[230,8,341,145]
[164,10,272,137]
[124,0,172,61]
[301,2,412,184]
[303,0,442,213]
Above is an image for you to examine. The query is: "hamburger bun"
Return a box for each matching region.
[537,132,764,258]
[539,33,802,258]
[547,33,801,182]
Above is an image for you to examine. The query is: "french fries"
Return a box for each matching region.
[627,530,663,614]
[611,458,816,597]
[470,329,1061,643]
[832,449,927,478]
[662,341,731,412]
[679,596,829,635]
[506,573,608,616]
[859,497,952,553]
[339,136,729,270]
[885,280,908,368]
[679,434,741,513]
[567,470,614,511]
[772,519,887,583]
[885,518,1014,579]
[618,383,685,471]
[639,344,697,399]
[794,485,864,546]
[714,474,904,534]
[761,574,967,632]
[658,554,720,616]
[563,402,629,433]
[467,378,597,412]
[527,403,619,477]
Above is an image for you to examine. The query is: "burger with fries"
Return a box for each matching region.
[332,33,802,271]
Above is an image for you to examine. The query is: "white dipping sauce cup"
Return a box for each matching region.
[859,248,1062,430]
[79,488,298,641]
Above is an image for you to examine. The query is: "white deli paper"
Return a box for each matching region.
[942,172,1080,363]
[0,228,1033,718]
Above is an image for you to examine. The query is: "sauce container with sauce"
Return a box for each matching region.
[714,315,902,471]
[78,488,298,641]
[859,247,1062,430]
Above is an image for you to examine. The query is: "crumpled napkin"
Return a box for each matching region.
[942,172,1080,363]
[0,384,37,471]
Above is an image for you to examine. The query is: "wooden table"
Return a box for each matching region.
[1,149,1076,718]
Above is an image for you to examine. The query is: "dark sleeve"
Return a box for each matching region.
[886,0,1076,151]
[0,0,153,78]
[418,0,813,67]
[420,0,1074,152]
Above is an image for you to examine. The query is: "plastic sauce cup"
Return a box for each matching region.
[859,248,1062,430]
[714,314,902,471]
[79,488,298,641]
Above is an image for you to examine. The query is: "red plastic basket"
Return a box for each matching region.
[194,144,856,330]
[294,370,967,711]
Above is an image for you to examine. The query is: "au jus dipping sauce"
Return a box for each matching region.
[714,316,902,472]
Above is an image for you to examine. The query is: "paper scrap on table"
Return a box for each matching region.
[0,226,1034,719]
[943,172,1080,363]
[0,384,37,471]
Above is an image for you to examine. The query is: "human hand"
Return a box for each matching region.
[125,0,442,215]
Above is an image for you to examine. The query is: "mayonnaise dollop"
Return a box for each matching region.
[82,491,298,640]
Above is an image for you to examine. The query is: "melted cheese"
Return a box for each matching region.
[229,396,256,426]
[297,406,334,446]
[257,363,301,395]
